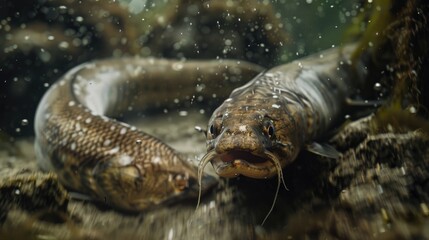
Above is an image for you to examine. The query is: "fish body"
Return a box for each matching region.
[34,58,263,211]
[201,45,365,179]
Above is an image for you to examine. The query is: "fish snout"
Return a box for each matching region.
[213,126,266,161]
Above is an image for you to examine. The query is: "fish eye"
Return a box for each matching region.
[207,115,224,139]
[208,123,218,138]
[268,125,274,138]
[208,115,223,139]
[263,120,275,139]
[209,124,215,135]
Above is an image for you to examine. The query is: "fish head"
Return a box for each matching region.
[201,95,303,179]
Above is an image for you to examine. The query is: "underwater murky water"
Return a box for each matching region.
[1,0,429,239]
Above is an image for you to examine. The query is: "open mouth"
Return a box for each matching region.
[197,149,287,224]
[218,150,267,164]
[207,150,279,178]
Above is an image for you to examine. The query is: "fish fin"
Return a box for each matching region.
[305,142,341,159]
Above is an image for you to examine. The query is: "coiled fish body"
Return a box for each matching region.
[34,58,263,211]
[200,45,365,179]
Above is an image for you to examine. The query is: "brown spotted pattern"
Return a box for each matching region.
[34,58,263,211]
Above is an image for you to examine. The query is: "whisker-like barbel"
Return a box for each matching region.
[261,150,287,225]
[196,150,217,209]
[202,44,368,223]
[34,58,263,211]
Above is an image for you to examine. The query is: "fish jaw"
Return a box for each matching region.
[206,148,293,179]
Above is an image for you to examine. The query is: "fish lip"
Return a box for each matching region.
[218,150,268,163]
[209,150,279,178]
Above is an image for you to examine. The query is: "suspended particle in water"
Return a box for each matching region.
[21,119,28,126]
[373,82,382,91]
[179,111,188,117]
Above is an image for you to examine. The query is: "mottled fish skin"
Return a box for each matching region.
[34,58,263,211]
[203,45,366,179]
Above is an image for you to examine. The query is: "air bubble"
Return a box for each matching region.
[21,119,28,126]
[39,50,51,62]
[264,23,273,30]
[172,62,184,71]
[373,82,382,91]
[76,16,84,22]
[59,41,69,49]
[195,84,205,92]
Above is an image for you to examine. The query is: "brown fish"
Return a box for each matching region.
[198,45,366,223]
[34,58,263,211]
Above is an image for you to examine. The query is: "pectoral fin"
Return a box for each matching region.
[305,142,341,159]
